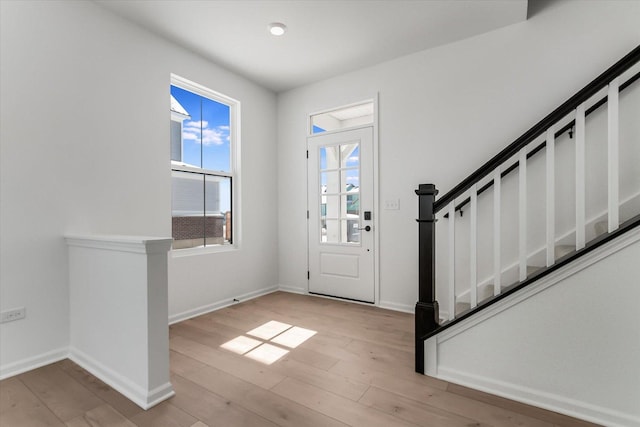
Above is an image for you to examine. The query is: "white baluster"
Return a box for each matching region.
[608,78,620,232]
[519,148,527,281]
[470,184,477,308]
[493,168,501,296]
[448,202,455,320]
[575,104,586,250]
[546,128,555,267]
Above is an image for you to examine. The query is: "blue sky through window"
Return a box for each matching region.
[171,85,230,173]
[319,146,359,188]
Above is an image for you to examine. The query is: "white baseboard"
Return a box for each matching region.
[278,287,415,314]
[68,347,174,410]
[277,284,307,295]
[168,285,279,325]
[379,300,414,314]
[438,367,640,427]
[0,347,69,380]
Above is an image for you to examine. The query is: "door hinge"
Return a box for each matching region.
[307,210,309,219]
[307,271,310,280]
[306,150,309,159]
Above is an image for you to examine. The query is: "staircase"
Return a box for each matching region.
[414,46,640,425]
[454,231,599,317]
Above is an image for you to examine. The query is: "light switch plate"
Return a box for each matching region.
[384,199,400,210]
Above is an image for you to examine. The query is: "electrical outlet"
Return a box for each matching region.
[1,307,26,323]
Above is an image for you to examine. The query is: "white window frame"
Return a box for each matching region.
[170,74,241,256]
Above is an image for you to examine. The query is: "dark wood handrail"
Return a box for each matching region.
[434,45,640,214]
[443,71,640,218]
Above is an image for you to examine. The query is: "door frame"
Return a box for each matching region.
[306,95,380,306]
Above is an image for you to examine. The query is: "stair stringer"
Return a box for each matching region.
[425,228,640,427]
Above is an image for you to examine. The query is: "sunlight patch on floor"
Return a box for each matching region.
[244,343,289,365]
[220,335,262,355]
[246,320,292,340]
[220,320,317,365]
[271,326,317,349]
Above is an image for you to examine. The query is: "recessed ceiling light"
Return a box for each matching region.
[268,22,287,36]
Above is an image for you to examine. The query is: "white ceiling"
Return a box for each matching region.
[95,0,529,93]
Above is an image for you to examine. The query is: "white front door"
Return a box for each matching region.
[307,127,375,303]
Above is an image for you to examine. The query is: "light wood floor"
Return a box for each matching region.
[1,291,598,427]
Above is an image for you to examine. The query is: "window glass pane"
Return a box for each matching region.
[312,125,326,134]
[341,143,358,167]
[344,219,360,243]
[323,220,340,243]
[342,170,359,191]
[343,193,359,217]
[310,102,373,135]
[170,121,182,162]
[202,97,231,172]
[204,175,231,246]
[172,171,204,249]
[323,195,339,219]
[321,171,340,194]
[171,85,202,168]
[320,145,340,170]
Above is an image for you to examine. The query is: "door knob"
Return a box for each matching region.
[358,225,371,232]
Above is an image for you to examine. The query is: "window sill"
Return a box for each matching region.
[170,243,238,258]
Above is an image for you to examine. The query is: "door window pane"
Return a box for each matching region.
[323,220,340,243]
[322,195,339,220]
[341,143,359,167]
[317,142,361,245]
[344,219,360,243]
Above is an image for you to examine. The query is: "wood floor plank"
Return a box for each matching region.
[271,377,416,427]
[330,356,449,392]
[18,364,104,422]
[181,364,348,427]
[0,377,65,427]
[330,358,445,395]
[344,338,414,368]
[445,383,599,427]
[170,373,279,427]
[65,404,137,427]
[1,377,42,413]
[269,356,369,401]
[170,334,286,390]
[57,360,143,420]
[0,404,66,427]
[129,401,198,427]
[359,386,493,427]
[170,350,208,377]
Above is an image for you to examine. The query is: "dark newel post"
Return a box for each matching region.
[415,183,439,374]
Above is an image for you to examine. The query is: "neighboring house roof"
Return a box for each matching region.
[170,95,191,118]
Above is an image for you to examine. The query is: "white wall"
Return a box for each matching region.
[0,1,278,375]
[277,0,640,310]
